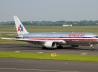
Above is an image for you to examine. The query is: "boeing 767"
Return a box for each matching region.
[2,16,98,49]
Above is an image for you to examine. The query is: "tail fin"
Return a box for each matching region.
[14,16,29,37]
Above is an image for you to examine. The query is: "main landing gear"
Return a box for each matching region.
[89,43,95,50]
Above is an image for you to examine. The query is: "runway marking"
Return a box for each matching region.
[0,68,79,72]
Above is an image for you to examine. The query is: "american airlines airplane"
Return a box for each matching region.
[2,16,98,49]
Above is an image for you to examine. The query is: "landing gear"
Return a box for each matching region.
[42,44,63,50]
[90,44,94,48]
[42,46,55,50]
[89,44,95,50]
[57,45,63,49]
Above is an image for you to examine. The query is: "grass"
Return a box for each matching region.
[0,26,98,32]
[0,26,98,37]
[0,52,98,62]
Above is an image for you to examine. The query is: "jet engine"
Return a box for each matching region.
[43,40,66,49]
[43,41,57,49]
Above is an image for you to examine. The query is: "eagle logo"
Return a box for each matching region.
[18,25,23,32]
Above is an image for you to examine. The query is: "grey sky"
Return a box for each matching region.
[0,0,98,21]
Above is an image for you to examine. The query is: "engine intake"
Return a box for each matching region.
[43,41,57,49]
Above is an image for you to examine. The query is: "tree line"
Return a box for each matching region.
[0,20,98,26]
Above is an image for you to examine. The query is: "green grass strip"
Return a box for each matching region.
[0,52,98,62]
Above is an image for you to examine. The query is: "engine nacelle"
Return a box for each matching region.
[43,40,66,49]
[43,41,57,49]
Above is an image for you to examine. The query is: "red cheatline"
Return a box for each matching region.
[31,38,98,41]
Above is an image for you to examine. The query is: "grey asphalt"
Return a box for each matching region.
[0,44,98,56]
[0,58,98,72]
[0,44,98,72]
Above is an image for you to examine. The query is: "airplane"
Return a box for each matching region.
[1,16,98,49]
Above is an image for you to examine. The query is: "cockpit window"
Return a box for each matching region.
[95,36,98,38]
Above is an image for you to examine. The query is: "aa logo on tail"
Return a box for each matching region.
[18,25,23,32]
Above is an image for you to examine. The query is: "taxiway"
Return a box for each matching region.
[0,58,98,72]
[0,44,98,56]
[0,44,98,72]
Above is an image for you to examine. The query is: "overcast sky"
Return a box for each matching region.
[0,0,98,21]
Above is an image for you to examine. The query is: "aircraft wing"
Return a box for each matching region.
[0,37,44,42]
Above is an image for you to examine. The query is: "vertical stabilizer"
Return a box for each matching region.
[14,16,28,37]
